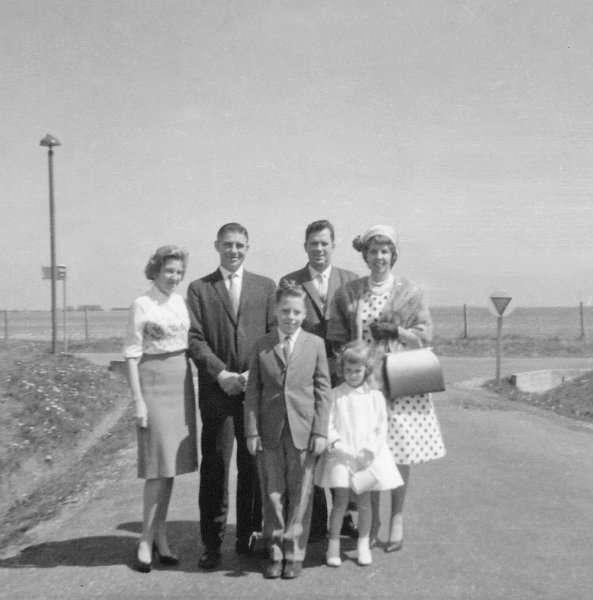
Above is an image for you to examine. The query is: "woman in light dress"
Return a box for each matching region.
[123,245,198,572]
[328,225,445,552]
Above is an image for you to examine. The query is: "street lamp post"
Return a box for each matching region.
[40,134,61,354]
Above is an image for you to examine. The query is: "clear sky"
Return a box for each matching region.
[2,0,592,310]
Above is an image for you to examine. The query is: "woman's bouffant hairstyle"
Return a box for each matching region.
[276,278,307,303]
[336,340,376,383]
[352,234,398,267]
[144,245,189,281]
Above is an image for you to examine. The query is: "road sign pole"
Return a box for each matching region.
[489,291,514,391]
[496,315,503,389]
[63,276,67,353]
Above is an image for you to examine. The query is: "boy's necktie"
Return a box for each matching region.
[283,335,291,363]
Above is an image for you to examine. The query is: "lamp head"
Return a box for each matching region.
[40,134,61,147]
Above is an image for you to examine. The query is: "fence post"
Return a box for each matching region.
[579,302,587,341]
[462,304,468,339]
[3,310,7,345]
[85,308,89,344]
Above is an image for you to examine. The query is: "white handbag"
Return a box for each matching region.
[384,347,445,400]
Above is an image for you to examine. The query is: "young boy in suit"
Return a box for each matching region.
[245,280,331,580]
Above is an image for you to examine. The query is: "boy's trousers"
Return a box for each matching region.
[257,423,315,562]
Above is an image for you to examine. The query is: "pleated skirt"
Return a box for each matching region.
[137,350,198,479]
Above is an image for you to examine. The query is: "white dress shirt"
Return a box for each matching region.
[308,264,332,302]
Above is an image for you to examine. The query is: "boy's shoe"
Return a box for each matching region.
[263,560,283,579]
[282,560,302,579]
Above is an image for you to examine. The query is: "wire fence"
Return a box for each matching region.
[2,305,591,345]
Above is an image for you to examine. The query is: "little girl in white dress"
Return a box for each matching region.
[316,341,403,566]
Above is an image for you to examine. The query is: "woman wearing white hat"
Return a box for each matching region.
[327,225,445,552]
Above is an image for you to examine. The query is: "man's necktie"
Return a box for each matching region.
[317,273,327,304]
[228,273,239,315]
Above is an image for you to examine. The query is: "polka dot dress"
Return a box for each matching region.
[361,290,446,466]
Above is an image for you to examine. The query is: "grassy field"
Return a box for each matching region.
[0,341,133,549]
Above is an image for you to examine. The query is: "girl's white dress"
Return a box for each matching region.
[316,382,403,491]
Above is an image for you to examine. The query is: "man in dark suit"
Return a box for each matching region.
[281,219,359,542]
[187,222,276,569]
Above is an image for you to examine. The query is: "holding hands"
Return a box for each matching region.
[309,434,327,456]
[218,371,247,396]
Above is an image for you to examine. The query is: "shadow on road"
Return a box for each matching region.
[0,520,342,575]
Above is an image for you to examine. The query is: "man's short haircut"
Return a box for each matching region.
[305,219,335,242]
[217,222,249,241]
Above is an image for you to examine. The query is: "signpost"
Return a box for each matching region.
[42,264,67,351]
[488,291,515,390]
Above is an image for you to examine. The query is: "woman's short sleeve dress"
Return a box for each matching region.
[360,288,446,465]
[123,286,198,479]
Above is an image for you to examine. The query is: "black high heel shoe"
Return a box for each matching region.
[134,543,153,573]
[153,542,180,566]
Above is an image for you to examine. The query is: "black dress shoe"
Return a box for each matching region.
[133,544,152,573]
[282,560,302,579]
[340,514,359,539]
[263,560,283,579]
[153,542,180,566]
[198,548,221,570]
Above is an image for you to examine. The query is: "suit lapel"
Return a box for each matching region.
[272,330,287,367]
[300,267,325,318]
[213,271,237,324]
[238,271,253,319]
[288,331,306,365]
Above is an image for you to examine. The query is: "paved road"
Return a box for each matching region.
[1,357,592,599]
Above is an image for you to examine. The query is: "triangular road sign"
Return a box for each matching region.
[490,294,512,316]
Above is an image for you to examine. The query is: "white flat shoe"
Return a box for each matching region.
[326,555,342,567]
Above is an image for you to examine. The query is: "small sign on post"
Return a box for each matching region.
[43,265,68,351]
[489,291,514,390]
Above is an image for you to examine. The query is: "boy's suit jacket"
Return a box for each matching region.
[187,269,276,408]
[281,265,358,341]
[244,328,331,450]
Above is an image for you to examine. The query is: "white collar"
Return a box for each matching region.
[308,264,332,280]
[344,381,370,394]
[219,265,244,280]
[278,327,301,344]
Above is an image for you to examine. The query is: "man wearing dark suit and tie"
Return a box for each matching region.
[281,219,359,542]
[187,222,277,569]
